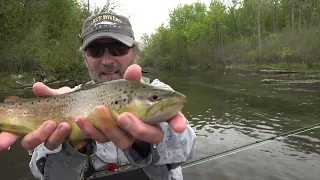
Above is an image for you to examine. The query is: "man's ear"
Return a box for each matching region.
[84,58,89,68]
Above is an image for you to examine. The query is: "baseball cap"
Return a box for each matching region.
[80,12,135,50]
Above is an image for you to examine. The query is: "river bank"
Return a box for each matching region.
[1,63,319,91]
[226,63,320,72]
[143,62,320,74]
[0,72,87,92]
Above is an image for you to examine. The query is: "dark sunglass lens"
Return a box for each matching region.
[86,42,130,57]
[109,46,129,56]
[87,47,104,58]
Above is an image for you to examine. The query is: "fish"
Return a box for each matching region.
[0,79,187,149]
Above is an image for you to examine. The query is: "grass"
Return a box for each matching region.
[0,72,35,90]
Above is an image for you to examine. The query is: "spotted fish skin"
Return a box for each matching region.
[0,79,187,141]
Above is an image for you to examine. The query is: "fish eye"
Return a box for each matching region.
[149,94,159,102]
[152,95,158,100]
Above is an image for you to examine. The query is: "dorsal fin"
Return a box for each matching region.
[4,95,23,102]
[73,79,126,92]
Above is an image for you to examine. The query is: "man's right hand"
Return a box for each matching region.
[0,82,73,151]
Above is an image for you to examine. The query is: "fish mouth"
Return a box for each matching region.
[161,101,185,110]
[143,98,187,124]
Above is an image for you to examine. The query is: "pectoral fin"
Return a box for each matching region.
[85,106,118,130]
[85,106,136,145]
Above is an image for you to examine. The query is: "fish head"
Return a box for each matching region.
[109,81,187,124]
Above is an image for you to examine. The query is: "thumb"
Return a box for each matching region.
[123,64,142,82]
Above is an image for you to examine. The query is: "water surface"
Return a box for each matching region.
[0,69,319,180]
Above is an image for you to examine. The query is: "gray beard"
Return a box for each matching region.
[84,56,135,83]
[88,62,125,83]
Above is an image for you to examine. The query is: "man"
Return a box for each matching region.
[0,12,196,180]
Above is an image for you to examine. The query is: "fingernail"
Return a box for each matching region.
[44,122,55,132]
[119,115,131,129]
[75,117,84,128]
[75,117,80,123]
[58,124,67,134]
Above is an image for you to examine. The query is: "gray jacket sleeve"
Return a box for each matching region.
[28,79,196,180]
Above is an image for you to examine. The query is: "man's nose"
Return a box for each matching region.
[101,48,114,64]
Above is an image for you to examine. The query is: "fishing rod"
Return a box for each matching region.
[85,123,319,179]
[182,123,320,169]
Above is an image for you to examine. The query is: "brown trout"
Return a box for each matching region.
[0,79,186,145]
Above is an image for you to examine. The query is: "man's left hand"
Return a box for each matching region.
[75,64,187,149]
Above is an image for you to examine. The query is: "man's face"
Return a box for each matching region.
[84,38,135,83]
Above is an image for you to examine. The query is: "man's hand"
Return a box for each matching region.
[75,64,187,150]
[0,64,188,151]
[0,84,73,151]
[23,84,73,150]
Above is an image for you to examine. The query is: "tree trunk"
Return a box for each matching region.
[87,0,90,12]
[257,8,261,55]
[298,0,301,30]
[231,9,240,38]
[273,0,279,33]
[291,0,295,33]
[309,0,315,28]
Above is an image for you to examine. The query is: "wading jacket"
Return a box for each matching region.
[28,78,197,180]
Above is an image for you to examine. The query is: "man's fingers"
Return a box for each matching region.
[167,112,187,133]
[0,132,20,151]
[123,64,142,82]
[99,122,134,150]
[33,82,58,96]
[118,113,164,145]
[33,82,72,97]
[21,121,57,150]
[44,122,71,150]
[76,114,133,149]
[75,115,109,143]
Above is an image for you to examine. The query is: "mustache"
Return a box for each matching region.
[98,63,124,77]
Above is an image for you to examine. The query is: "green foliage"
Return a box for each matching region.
[2,0,320,81]
[0,0,90,80]
[37,0,89,81]
[139,0,320,71]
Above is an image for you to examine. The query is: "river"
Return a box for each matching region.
[0,69,319,180]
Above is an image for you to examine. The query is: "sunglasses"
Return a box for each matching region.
[85,42,131,58]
